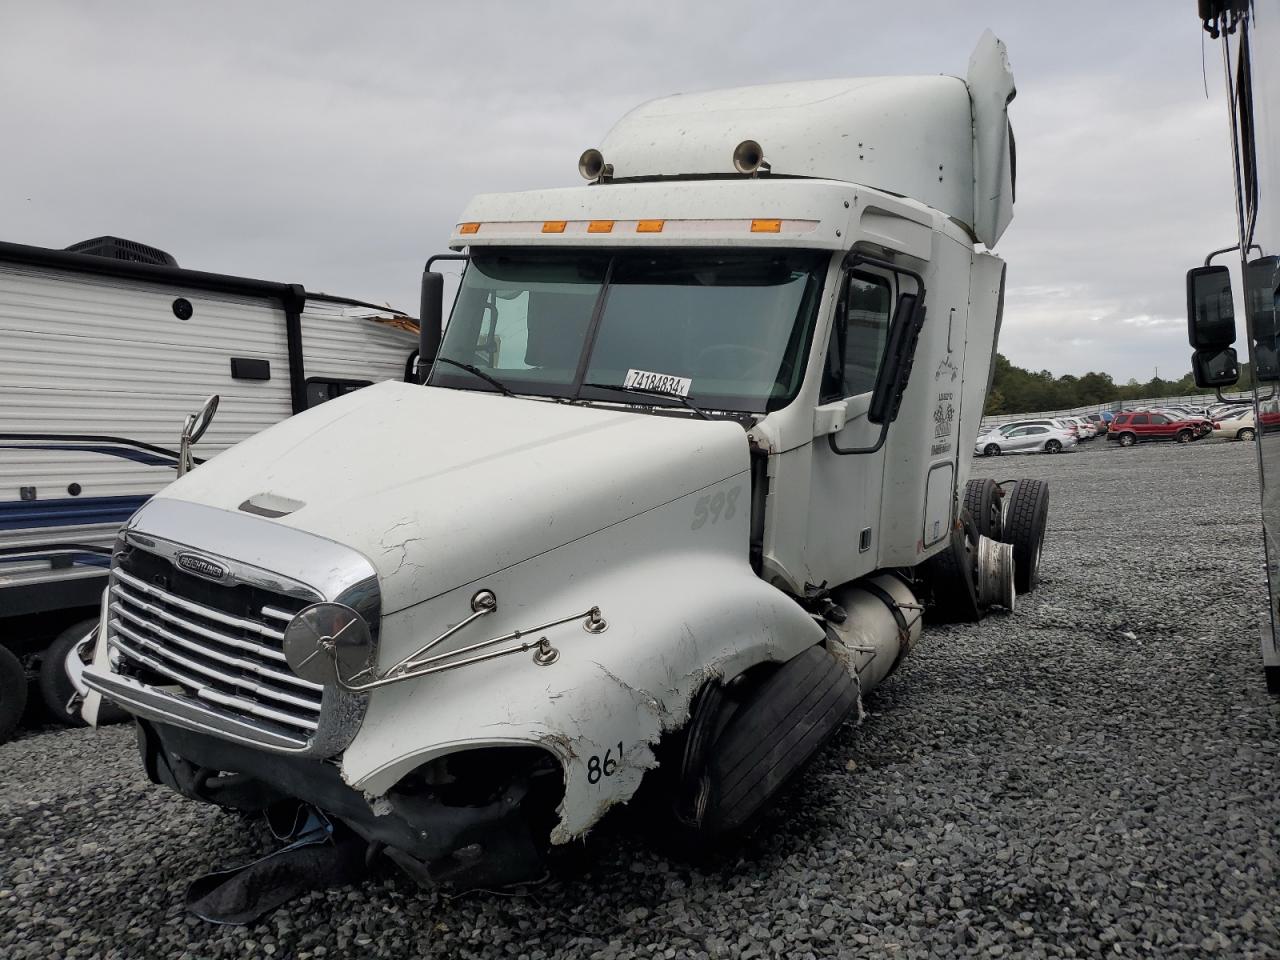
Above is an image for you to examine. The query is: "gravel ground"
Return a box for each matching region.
[2,438,1278,959]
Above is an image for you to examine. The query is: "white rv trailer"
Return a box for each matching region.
[76,34,1049,892]
[0,237,417,739]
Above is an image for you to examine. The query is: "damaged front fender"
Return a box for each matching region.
[338,478,825,844]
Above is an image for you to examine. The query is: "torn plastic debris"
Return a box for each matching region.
[185,805,368,925]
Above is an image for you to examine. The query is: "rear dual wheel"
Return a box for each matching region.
[1003,479,1050,593]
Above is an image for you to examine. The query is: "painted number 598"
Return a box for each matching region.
[692,486,741,530]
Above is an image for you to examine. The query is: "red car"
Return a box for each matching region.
[1106,411,1205,446]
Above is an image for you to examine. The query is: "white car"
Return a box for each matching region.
[1212,408,1257,440]
[975,423,1077,455]
[1067,416,1096,439]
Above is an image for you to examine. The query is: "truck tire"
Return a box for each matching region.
[0,645,27,745]
[40,620,128,727]
[924,515,982,622]
[680,646,858,839]
[963,478,1003,541]
[39,620,97,726]
[1004,479,1049,593]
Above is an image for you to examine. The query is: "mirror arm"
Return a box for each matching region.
[1217,385,1276,403]
[1204,242,1262,266]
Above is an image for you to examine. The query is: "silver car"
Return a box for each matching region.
[975,423,1077,456]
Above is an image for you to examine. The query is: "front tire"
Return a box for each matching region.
[1239,428,1257,441]
[0,645,27,746]
[40,620,96,726]
[984,443,1001,457]
[1176,429,1193,444]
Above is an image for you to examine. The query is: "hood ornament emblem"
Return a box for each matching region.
[176,552,229,583]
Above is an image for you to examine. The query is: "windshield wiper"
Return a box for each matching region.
[432,357,515,397]
[580,382,713,421]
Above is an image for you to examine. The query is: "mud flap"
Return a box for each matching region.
[697,645,858,836]
[185,807,368,925]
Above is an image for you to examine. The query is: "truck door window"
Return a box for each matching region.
[1132,414,1150,425]
[821,273,892,401]
[1149,414,1169,425]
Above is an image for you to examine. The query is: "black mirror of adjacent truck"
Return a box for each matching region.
[868,293,926,425]
[419,271,444,381]
[1247,256,1280,340]
[1192,347,1240,388]
[1187,265,1237,350]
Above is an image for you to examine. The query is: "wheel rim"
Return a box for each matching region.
[1178,432,1190,444]
[1046,440,1060,453]
[1121,434,1134,446]
[985,444,999,457]
[1242,429,1256,441]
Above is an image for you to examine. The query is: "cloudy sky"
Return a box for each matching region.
[0,1,1239,382]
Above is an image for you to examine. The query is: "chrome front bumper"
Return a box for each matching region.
[82,665,311,752]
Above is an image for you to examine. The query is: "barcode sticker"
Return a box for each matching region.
[623,368,692,397]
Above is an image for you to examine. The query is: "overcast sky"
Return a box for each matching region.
[0,1,1239,382]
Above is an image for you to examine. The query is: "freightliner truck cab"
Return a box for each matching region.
[76,32,1050,889]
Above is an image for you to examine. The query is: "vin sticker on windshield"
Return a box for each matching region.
[624,368,692,397]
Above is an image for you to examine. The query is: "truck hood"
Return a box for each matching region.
[156,382,749,613]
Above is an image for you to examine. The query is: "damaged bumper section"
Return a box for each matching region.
[136,719,564,890]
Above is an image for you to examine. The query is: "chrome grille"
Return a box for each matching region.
[107,555,322,738]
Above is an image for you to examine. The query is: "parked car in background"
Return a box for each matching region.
[1069,416,1097,439]
[976,423,1077,456]
[1152,408,1213,437]
[1106,411,1205,446]
[1212,408,1257,440]
[1086,413,1107,434]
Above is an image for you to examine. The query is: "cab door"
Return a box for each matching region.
[803,268,896,583]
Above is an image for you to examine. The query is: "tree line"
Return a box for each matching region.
[982,353,1254,415]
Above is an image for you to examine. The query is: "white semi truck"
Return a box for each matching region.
[73,33,1050,889]
[1185,1,1280,694]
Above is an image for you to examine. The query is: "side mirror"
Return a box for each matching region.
[1192,347,1240,388]
[1186,265,1236,349]
[419,270,444,382]
[868,293,925,425]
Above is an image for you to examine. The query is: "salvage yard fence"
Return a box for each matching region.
[979,394,1222,433]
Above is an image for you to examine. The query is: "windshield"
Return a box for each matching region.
[429,249,828,413]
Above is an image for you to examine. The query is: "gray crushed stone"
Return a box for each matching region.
[2,438,1277,958]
